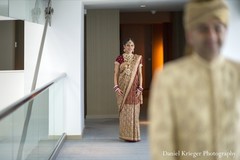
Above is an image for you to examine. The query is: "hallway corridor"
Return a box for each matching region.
[56,118,150,160]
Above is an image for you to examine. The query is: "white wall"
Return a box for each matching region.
[49,0,84,136]
[24,1,84,136]
[0,71,24,110]
[0,15,15,20]
[222,1,240,61]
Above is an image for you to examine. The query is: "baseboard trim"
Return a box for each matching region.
[86,114,118,119]
[66,135,83,140]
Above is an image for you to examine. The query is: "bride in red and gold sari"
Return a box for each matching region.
[113,38,143,142]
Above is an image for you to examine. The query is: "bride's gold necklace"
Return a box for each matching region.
[123,53,134,62]
[123,53,134,75]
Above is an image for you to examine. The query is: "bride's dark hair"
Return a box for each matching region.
[122,38,135,46]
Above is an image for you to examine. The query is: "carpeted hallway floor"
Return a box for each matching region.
[56,90,150,160]
[56,117,150,160]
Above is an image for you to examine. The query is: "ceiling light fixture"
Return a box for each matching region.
[140,4,146,8]
[151,10,156,14]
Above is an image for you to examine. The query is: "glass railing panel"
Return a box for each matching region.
[0,112,14,160]
[7,0,47,24]
[12,104,26,160]
[21,90,56,160]
[0,75,65,160]
[0,101,27,160]
[49,78,65,136]
[0,0,9,17]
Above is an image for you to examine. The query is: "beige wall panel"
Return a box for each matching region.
[0,21,15,70]
[86,10,119,118]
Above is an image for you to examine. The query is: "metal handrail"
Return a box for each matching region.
[0,73,66,121]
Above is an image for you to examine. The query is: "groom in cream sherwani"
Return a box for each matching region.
[149,0,240,160]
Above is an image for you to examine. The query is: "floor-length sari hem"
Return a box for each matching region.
[119,137,141,142]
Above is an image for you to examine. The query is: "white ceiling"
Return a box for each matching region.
[0,0,188,21]
[83,0,188,12]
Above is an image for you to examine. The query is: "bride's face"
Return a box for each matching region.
[124,40,135,54]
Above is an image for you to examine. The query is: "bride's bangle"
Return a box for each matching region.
[137,87,143,92]
[113,85,119,92]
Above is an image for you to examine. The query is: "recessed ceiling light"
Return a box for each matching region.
[140,4,146,8]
